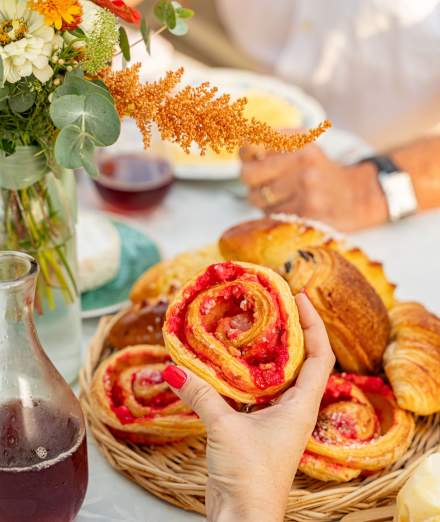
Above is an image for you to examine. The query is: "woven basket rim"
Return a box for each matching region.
[79,314,440,521]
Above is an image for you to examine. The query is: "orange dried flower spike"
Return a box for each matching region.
[103,65,331,153]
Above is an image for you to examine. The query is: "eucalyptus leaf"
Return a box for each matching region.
[80,140,100,178]
[54,125,86,169]
[50,94,86,128]
[50,92,120,146]
[91,79,109,92]
[69,67,84,78]
[118,26,131,62]
[0,86,9,103]
[0,87,7,111]
[176,7,194,19]
[164,3,177,29]
[8,90,36,113]
[169,17,188,35]
[154,0,176,29]
[53,74,113,102]
[140,17,151,54]
[55,125,100,177]
[153,0,168,22]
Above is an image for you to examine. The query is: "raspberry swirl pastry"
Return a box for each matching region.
[163,261,304,404]
[90,345,205,444]
[299,374,415,482]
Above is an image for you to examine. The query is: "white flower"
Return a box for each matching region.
[79,0,103,35]
[0,0,58,83]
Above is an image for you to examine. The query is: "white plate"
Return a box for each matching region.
[171,68,326,181]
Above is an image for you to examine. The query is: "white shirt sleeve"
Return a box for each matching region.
[217,0,440,149]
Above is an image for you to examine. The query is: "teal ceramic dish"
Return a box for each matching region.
[80,218,160,319]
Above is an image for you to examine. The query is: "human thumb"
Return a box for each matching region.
[163,365,231,428]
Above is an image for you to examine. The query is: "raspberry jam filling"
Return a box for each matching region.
[167,262,289,391]
[105,363,180,424]
[312,374,389,446]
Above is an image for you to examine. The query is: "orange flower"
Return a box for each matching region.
[29,0,82,30]
[103,65,332,153]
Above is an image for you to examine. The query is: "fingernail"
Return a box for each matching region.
[163,365,187,389]
[300,287,310,299]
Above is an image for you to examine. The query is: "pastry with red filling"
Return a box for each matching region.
[163,261,305,404]
[299,373,415,482]
[90,345,205,444]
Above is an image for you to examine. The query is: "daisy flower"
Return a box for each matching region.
[0,0,58,83]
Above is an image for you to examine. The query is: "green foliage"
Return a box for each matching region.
[139,0,194,55]
[154,0,194,32]
[140,17,151,55]
[0,77,56,157]
[0,56,4,88]
[50,72,120,177]
[84,9,119,75]
[8,89,36,113]
[118,26,131,61]
[53,70,113,102]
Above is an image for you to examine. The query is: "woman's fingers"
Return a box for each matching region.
[163,366,233,429]
[280,293,335,407]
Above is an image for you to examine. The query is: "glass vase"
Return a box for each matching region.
[0,251,88,522]
[0,146,82,383]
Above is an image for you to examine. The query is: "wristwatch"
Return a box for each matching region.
[359,155,418,222]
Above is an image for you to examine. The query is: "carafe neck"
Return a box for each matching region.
[0,252,39,350]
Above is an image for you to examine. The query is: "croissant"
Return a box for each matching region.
[299,373,415,482]
[284,247,390,373]
[163,261,304,404]
[219,217,395,309]
[90,345,205,444]
[130,243,223,304]
[384,302,440,415]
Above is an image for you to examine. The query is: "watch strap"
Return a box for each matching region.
[359,155,418,222]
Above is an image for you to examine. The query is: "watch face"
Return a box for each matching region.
[378,171,418,221]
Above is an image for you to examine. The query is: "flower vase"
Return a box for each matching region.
[0,146,82,383]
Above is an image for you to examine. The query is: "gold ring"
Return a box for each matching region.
[260,185,276,205]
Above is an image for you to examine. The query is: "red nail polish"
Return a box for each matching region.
[163,365,187,389]
[300,287,310,299]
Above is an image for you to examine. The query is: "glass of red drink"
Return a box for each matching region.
[0,252,88,522]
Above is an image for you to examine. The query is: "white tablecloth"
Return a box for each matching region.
[76,143,440,521]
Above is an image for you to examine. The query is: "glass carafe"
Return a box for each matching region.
[0,252,88,522]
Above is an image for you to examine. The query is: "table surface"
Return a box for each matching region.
[76,133,440,521]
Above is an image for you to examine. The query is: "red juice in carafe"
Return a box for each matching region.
[0,399,88,522]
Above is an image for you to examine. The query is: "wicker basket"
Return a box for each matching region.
[79,315,440,521]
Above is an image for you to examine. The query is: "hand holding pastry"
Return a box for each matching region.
[163,261,305,403]
[163,293,335,522]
